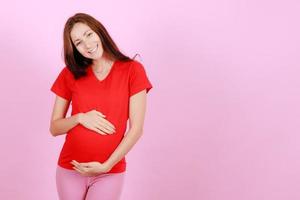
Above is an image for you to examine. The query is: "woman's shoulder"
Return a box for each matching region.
[118,59,144,70]
[58,66,76,82]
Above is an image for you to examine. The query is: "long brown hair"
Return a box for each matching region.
[63,13,138,79]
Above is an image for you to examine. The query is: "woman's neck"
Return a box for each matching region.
[92,54,114,72]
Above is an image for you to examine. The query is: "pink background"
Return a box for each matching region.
[1,0,300,199]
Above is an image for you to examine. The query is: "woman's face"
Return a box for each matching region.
[70,22,104,60]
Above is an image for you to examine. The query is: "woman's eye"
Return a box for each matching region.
[74,33,92,46]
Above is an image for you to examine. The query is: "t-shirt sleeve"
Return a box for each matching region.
[129,61,153,97]
[50,67,74,101]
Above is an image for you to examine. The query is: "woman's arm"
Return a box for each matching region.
[49,96,81,137]
[103,89,148,170]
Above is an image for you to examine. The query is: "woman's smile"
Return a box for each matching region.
[88,44,98,54]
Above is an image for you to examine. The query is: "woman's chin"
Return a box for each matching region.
[85,54,99,60]
[84,51,103,60]
[92,53,104,60]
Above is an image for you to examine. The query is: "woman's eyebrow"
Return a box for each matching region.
[74,30,90,42]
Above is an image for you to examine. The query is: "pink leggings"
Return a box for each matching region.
[56,165,125,200]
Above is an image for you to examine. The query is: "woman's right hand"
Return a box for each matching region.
[78,109,116,135]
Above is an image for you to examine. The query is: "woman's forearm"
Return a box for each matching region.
[50,113,82,137]
[103,128,143,170]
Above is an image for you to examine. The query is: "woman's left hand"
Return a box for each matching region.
[70,160,111,176]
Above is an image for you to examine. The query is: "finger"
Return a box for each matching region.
[72,160,80,165]
[91,127,108,135]
[70,160,81,168]
[94,123,113,134]
[104,122,116,132]
[80,162,91,167]
[73,166,85,175]
[95,111,106,118]
[101,119,116,130]
[95,126,109,135]
[71,164,84,172]
[74,166,90,176]
[71,160,87,171]
[96,123,114,134]
[96,116,115,130]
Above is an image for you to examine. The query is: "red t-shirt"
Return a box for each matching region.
[50,60,153,173]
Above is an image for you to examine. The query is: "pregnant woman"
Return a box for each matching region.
[49,13,153,200]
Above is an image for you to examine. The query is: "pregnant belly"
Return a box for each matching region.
[61,125,124,162]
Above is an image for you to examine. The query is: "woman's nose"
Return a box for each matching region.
[85,43,92,49]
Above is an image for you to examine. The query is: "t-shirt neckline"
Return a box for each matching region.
[88,60,118,83]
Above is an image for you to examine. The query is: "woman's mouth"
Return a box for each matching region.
[88,44,98,54]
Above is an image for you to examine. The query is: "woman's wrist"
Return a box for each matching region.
[103,160,113,172]
[76,113,84,124]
